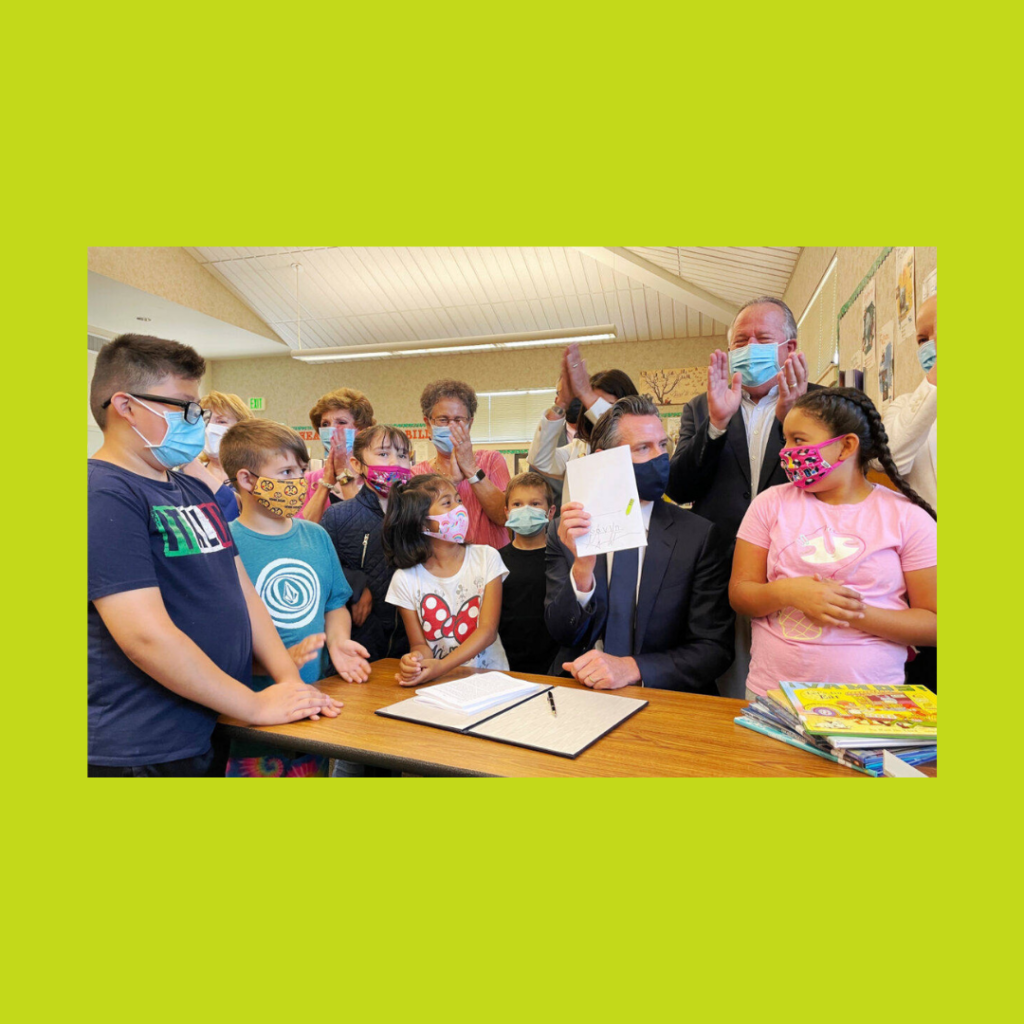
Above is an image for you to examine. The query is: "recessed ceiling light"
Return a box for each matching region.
[136,316,152,322]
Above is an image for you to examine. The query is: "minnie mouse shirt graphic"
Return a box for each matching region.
[385,545,510,666]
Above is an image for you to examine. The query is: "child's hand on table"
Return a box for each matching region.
[330,639,372,682]
[252,679,343,724]
[396,652,445,686]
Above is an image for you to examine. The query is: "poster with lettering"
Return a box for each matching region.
[861,277,876,357]
[877,319,895,412]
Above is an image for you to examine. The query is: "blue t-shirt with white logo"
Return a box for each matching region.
[88,460,253,767]
[229,517,352,688]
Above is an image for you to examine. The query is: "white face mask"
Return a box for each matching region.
[204,422,230,458]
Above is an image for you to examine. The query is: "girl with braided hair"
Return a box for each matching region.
[729,387,937,700]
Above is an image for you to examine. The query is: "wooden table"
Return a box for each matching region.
[218,660,930,777]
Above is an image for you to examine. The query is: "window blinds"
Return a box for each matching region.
[473,389,557,443]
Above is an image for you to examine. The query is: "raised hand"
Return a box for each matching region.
[707,349,742,430]
[449,420,478,479]
[564,343,595,406]
[775,351,809,424]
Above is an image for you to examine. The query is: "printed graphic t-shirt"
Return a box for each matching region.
[736,483,937,697]
[386,544,510,668]
[230,517,352,687]
[88,459,252,766]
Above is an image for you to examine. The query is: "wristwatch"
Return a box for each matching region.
[468,468,486,485]
[549,403,566,418]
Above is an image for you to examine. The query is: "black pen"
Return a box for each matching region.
[547,689,558,717]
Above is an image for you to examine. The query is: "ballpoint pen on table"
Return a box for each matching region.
[547,690,557,717]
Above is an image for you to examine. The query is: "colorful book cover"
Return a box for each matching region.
[780,683,937,739]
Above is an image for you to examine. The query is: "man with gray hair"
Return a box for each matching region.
[544,395,733,692]
[666,296,818,696]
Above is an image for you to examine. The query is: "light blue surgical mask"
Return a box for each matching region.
[506,506,550,536]
[129,396,207,468]
[320,426,357,453]
[729,343,781,388]
[431,426,453,455]
[918,340,936,373]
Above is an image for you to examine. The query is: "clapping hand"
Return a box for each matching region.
[329,638,372,682]
[287,633,326,671]
[563,343,595,406]
[775,351,809,423]
[449,420,478,479]
[707,350,742,430]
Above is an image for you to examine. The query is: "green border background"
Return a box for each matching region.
[9,2,1007,1021]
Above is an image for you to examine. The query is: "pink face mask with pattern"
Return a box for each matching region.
[779,435,848,490]
[424,505,469,543]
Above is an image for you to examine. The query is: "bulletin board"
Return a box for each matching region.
[836,247,936,411]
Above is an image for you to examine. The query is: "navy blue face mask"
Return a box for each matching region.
[633,454,670,501]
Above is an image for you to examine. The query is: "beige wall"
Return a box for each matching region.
[208,335,727,436]
[784,246,937,402]
[88,247,284,343]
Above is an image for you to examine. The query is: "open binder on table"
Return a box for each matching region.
[376,672,647,759]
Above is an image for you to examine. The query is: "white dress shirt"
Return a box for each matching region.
[527,396,614,478]
[882,377,937,512]
[707,386,780,495]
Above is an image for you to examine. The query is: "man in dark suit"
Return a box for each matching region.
[544,395,733,693]
[666,296,817,695]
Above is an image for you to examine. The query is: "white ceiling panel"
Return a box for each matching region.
[183,246,802,350]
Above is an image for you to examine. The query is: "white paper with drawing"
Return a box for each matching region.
[564,445,647,557]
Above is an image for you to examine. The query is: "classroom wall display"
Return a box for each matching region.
[861,277,876,357]
[638,366,705,406]
[835,247,936,407]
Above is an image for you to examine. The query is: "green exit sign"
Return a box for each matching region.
[248,397,265,412]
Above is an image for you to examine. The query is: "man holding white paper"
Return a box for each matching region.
[544,396,734,692]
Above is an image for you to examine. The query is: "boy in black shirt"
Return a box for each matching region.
[88,333,342,776]
[497,473,560,675]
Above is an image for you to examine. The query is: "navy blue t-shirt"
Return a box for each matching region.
[88,460,253,766]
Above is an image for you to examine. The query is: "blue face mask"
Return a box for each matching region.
[729,343,781,388]
[633,453,670,502]
[431,426,453,455]
[129,396,207,469]
[320,426,357,453]
[506,506,550,536]
[918,340,937,373]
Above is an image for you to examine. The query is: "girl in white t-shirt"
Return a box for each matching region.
[384,474,508,685]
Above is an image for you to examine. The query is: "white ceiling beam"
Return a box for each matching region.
[574,247,740,324]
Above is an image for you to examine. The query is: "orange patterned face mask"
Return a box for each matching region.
[253,476,308,517]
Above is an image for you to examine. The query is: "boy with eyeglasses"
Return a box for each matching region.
[88,333,342,777]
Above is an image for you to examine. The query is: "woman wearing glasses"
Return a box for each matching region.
[411,379,511,549]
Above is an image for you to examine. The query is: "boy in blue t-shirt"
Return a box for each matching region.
[221,420,371,776]
[88,334,342,777]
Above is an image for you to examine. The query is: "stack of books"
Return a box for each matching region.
[735,682,937,777]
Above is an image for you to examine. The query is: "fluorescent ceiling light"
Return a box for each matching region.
[478,388,557,397]
[290,325,618,364]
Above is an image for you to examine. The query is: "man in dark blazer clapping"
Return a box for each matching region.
[666,296,819,695]
[544,395,733,694]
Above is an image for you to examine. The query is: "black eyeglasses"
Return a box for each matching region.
[102,393,211,425]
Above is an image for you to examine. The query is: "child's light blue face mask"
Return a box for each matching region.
[728,342,781,388]
[918,340,937,373]
[506,506,549,536]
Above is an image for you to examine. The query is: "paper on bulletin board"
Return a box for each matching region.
[895,247,916,347]
[564,445,647,558]
[861,277,876,358]
[877,319,895,412]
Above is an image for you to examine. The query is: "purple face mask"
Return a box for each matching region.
[365,464,412,498]
[424,505,469,543]
[779,435,847,489]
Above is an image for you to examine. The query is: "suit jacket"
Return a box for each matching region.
[543,500,734,693]
[666,384,823,547]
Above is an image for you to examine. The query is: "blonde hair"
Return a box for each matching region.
[308,387,375,432]
[201,390,253,423]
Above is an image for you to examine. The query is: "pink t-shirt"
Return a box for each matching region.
[411,449,511,549]
[736,483,937,697]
